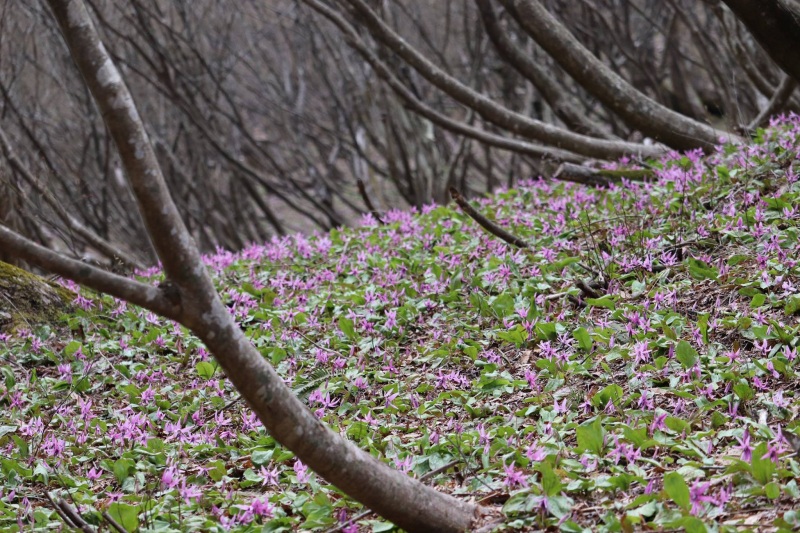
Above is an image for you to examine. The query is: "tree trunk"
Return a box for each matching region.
[721,0,800,84]
[504,0,737,150]
[0,1,480,531]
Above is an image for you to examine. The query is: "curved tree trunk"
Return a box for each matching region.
[339,0,663,160]
[504,0,738,150]
[721,0,800,85]
[0,1,478,531]
[474,0,612,139]
[302,0,585,164]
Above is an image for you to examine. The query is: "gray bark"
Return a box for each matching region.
[0,1,479,531]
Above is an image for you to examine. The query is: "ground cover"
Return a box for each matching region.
[1,115,800,532]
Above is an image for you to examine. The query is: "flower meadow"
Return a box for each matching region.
[2,115,800,532]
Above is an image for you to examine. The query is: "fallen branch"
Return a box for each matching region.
[46,493,95,533]
[576,279,603,299]
[449,187,530,248]
[552,163,655,187]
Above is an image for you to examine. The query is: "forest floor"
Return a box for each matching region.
[2,115,800,532]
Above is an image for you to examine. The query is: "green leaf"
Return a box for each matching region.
[663,471,690,511]
[585,295,615,310]
[338,316,356,339]
[536,322,558,341]
[547,494,574,519]
[573,327,593,352]
[785,296,800,316]
[269,347,287,365]
[576,418,605,456]
[207,460,227,482]
[593,384,623,407]
[750,293,766,308]
[367,520,396,532]
[32,462,49,484]
[727,254,749,266]
[11,436,29,458]
[623,425,655,449]
[251,449,274,466]
[491,293,516,318]
[107,503,139,532]
[470,293,491,317]
[733,382,754,402]
[112,458,134,484]
[770,320,796,344]
[503,492,540,514]
[63,340,82,357]
[751,442,775,485]
[764,482,781,499]
[346,421,369,441]
[675,341,698,369]
[497,325,528,347]
[665,416,689,434]
[710,411,728,428]
[680,516,708,533]
[195,361,216,380]
[0,366,14,389]
[688,258,718,280]
[302,492,335,529]
[697,313,709,345]
[626,496,657,515]
[537,462,563,496]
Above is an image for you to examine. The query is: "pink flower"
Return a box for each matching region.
[179,481,202,505]
[502,463,528,489]
[259,465,279,487]
[161,466,180,490]
[689,481,714,516]
[293,460,310,484]
[735,431,752,462]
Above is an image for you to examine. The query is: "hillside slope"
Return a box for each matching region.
[1,115,800,532]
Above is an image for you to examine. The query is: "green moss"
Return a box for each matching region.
[0,261,75,333]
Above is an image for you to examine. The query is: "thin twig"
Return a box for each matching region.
[449,187,529,248]
[419,459,462,482]
[356,179,385,225]
[661,238,713,253]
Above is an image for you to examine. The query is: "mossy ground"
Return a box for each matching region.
[0,261,74,333]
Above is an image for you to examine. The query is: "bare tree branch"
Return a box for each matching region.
[747,75,798,131]
[505,0,739,150]
[474,0,613,139]
[721,0,800,84]
[301,0,586,164]
[0,125,146,271]
[339,0,664,160]
[4,2,482,531]
[0,224,176,317]
[449,187,530,248]
[356,178,385,224]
